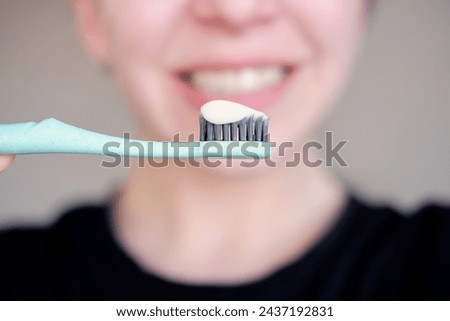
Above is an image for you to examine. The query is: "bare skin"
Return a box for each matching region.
[0,155,14,173]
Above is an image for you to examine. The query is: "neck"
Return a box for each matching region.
[112,157,346,285]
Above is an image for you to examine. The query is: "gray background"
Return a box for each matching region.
[0,0,449,228]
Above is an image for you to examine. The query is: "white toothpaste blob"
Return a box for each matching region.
[200,100,268,125]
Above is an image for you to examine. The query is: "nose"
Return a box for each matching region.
[191,0,279,30]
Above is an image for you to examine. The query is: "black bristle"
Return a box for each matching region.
[223,124,230,141]
[200,116,268,142]
[206,122,214,141]
[213,124,221,140]
[247,117,254,141]
[263,118,269,142]
[231,122,238,141]
[199,117,206,141]
[239,118,246,141]
[255,117,263,142]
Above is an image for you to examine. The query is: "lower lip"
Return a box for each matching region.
[172,68,297,111]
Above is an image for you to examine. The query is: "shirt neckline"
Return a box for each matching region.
[99,193,361,299]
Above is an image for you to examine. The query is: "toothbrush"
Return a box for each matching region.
[0,100,271,159]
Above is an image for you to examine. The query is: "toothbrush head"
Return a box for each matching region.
[199,100,269,142]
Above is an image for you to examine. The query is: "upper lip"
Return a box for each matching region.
[170,51,300,73]
[174,60,297,73]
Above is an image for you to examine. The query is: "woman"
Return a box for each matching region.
[0,0,449,299]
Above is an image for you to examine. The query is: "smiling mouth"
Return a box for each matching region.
[178,65,294,96]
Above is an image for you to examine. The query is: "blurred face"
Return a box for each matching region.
[77,0,366,144]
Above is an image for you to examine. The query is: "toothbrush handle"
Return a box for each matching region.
[0,119,130,156]
[0,119,271,159]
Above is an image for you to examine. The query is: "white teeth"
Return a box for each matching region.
[189,67,286,95]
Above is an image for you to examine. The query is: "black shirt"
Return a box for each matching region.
[0,196,449,300]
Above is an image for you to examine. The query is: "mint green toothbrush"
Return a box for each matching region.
[0,101,271,159]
